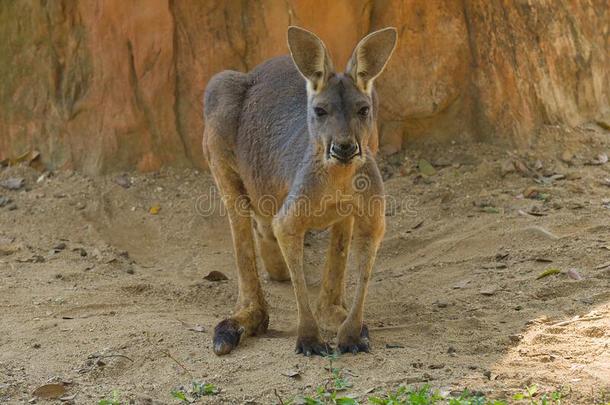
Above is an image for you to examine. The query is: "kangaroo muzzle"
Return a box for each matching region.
[329,142,360,163]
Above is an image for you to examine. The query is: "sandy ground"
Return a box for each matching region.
[1,123,609,404]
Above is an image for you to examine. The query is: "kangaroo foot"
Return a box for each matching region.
[213,305,269,355]
[337,324,370,354]
[295,333,331,357]
[213,319,244,355]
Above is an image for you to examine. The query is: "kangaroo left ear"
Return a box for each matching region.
[346,27,397,94]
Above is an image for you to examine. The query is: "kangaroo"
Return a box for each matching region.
[203,26,397,356]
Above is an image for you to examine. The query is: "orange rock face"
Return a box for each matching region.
[0,1,608,173]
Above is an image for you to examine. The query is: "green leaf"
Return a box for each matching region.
[536,268,561,280]
[171,390,188,402]
[418,159,437,177]
[335,397,359,405]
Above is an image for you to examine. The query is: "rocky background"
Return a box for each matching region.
[1,0,608,174]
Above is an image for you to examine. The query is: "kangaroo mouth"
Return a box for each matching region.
[327,142,361,164]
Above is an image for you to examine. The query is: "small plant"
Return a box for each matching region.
[98,390,121,405]
[171,381,218,403]
[369,386,512,405]
[369,385,443,404]
[513,385,563,405]
[293,353,358,405]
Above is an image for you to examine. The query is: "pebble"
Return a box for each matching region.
[561,150,574,163]
[54,242,67,251]
[509,334,523,343]
[0,196,11,207]
[0,177,25,190]
[500,160,515,176]
[479,287,496,296]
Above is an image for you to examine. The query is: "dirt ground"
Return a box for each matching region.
[1,123,609,404]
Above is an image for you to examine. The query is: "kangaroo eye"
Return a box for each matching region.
[358,106,370,117]
[314,107,327,117]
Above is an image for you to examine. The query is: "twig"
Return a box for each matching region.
[146,332,193,378]
[274,389,285,405]
[89,353,134,362]
[551,315,603,327]
[369,324,410,331]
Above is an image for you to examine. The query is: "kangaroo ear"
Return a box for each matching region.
[287,26,334,93]
[346,27,397,94]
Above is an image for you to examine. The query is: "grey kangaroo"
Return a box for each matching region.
[203,26,397,356]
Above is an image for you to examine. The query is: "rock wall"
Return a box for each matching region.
[1,0,608,173]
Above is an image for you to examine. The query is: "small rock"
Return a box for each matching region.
[479,287,496,296]
[7,203,17,211]
[53,242,67,251]
[429,363,445,369]
[73,247,87,257]
[115,174,132,189]
[0,177,25,190]
[565,268,583,280]
[588,153,608,165]
[483,370,492,380]
[560,150,573,163]
[0,196,12,207]
[452,279,470,289]
[509,334,523,343]
[500,160,515,177]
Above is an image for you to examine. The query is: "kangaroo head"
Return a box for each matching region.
[287,26,397,166]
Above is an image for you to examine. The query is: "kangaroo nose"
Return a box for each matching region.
[330,142,359,161]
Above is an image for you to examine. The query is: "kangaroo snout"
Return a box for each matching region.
[329,141,360,162]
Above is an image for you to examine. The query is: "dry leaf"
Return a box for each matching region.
[11,150,40,166]
[33,383,66,399]
[0,243,21,256]
[452,279,470,289]
[204,270,228,281]
[411,220,424,229]
[281,370,301,378]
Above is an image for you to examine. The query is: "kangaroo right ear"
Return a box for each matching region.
[287,26,334,93]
